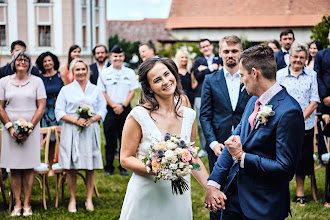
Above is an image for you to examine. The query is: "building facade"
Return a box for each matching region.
[0,0,107,66]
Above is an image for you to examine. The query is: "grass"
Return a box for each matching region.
[0,90,329,219]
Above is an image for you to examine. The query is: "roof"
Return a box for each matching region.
[107,18,172,43]
[166,0,330,29]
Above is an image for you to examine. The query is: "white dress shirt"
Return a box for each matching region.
[281,48,290,66]
[205,55,215,72]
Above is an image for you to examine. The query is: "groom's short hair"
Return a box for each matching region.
[238,45,276,80]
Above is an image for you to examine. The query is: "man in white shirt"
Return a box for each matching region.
[200,35,250,220]
[97,45,139,176]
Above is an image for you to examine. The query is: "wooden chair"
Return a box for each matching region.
[9,127,53,211]
[0,129,8,206]
[52,126,100,208]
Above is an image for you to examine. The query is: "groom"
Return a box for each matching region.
[204,45,305,220]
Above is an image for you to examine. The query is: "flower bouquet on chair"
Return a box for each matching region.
[142,133,201,195]
[13,119,34,144]
[75,104,93,133]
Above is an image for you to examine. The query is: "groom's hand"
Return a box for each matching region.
[224,135,242,157]
[204,186,227,212]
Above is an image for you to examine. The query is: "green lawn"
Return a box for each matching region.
[0,90,329,219]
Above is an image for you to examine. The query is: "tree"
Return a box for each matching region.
[311,15,330,48]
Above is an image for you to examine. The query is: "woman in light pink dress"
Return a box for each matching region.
[0,51,46,217]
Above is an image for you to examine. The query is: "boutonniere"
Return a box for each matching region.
[255,105,275,129]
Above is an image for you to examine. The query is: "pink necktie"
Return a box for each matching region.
[248,99,260,130]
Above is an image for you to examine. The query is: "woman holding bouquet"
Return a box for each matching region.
[55,58,107,212]
[120,58,209,220]
[0,50,46,216]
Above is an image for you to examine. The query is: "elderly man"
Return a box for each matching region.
[277,44,320,206]
[274,29,295,70]
[204,45,304,220]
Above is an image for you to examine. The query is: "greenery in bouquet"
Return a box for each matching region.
[13,118,34,144]
[75,104,94,132]
[142,133,201,195]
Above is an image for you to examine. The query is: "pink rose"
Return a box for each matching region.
[152,160,161,173]
[181,149,192,163]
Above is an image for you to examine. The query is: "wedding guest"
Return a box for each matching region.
[205,45,304,219]
[89,45,110,85]
[59,45,81,85]
[174,49,197,106]
[0,40,40,78]
[275,29,295,70]
[36,52,64,174]
[306,40,323,70]
[55,58,107,212]
[268,39,281,53]
[120,57,209,219]
[0,50,46,216]
[277,44,320,206]
[138,43,156,62]
[194,39,222,158]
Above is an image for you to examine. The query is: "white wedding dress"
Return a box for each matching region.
[120,106,196,220]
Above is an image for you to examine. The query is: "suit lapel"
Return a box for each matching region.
[236,84,245,111]
[216,70,232,109]
[242,88,287,145]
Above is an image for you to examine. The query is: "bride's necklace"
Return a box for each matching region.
[10,74,30,88]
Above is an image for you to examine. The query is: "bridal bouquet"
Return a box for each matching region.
[142,133,201,195]
[13,119,34,144]
[75,104,93,133]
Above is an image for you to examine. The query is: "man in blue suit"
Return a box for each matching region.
[274,29,295,70]
[204,45,305,220]
[193,39,223,157]
[201,35,251,220]
[89,45,110,85]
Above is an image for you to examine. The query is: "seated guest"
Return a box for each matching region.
[174,49,197,107]
[268,39,281,53]
[0,51,46,216]
[306,40,323,70]
[55,58,107,212]
[36,52,64,173]
[277,44,320,206]
[59,45,81,85]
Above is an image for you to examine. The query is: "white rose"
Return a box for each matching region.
[146,167,151,173]
[191,148,198,157]
[169,164,178,170]
[261,105,272,117]
[164,150,174,159]
[175,148,183,155]
[179,162,185,168]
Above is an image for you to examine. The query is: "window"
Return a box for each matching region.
[0,0,6,3]
[95,27,99,45]
[95,0,99,7]
[38,25,51,46]
[37,0,50,3]
[82,26,86,47]
[0,25,5,46]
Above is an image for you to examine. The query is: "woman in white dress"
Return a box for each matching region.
[55,58,107,212]
[120,58,209,220]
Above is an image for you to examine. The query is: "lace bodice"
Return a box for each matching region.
[129,106,196,160]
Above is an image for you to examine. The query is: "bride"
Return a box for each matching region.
[120,58,209,219]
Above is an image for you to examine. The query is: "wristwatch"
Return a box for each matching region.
[232,151,244,163]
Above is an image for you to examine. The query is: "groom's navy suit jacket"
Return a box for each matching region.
[209,88,305,220]
[200,69,250,153]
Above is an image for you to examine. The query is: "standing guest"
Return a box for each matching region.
[174,49,197,106]
[193,39,222,157]
[36,52,64,174]
[306,40,323,70]
[0,51,46,217]
[97,45,139,176]
[89,45,111,85]
[275,29,295,70]
[200,35,250,220]
[59,45,81,85]
[120,57,209,220]
[314,29,330,182]
[268,39,281,53]
[204,45,305,220]
[0,40,40,78]
[55,58,107,212]
[277,44,320,206]
[138,43,156,62]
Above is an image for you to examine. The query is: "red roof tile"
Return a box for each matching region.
[166,0,330,29]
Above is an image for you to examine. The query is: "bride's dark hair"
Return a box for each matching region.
[138,57,183,118]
